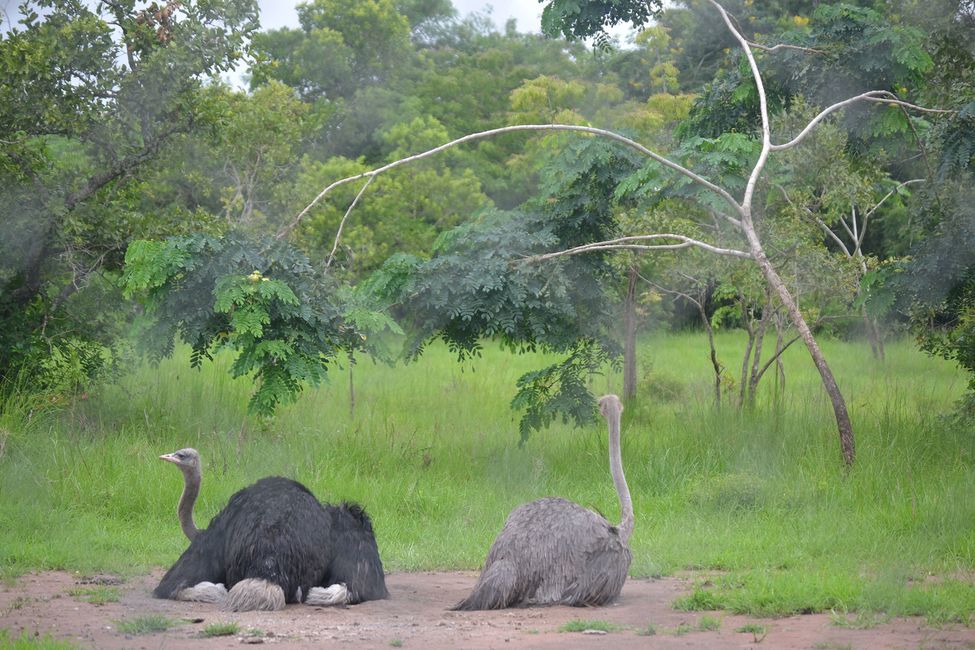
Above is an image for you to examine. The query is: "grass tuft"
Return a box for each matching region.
[114,614,179,635]
[0,630,79,649]
[67,586,121,604]
[558,619,621,633]
[201,621,239,637]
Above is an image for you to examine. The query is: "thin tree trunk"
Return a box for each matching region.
[623,265,639,400]
[862,307,885,361]
[737,297,755,411]
[746,294,771,407]
[749,241,855,466]
[348,351,356,417]
[694,299,723,408]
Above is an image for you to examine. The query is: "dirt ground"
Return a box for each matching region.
[2,571,974,649]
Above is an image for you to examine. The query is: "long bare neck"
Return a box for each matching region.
[178,466,201,542]
[605,399,633,545]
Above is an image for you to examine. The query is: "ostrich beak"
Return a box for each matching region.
[159,453,179,464]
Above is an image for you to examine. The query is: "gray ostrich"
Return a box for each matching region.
[155,448,389,611]
[452,394,633,610]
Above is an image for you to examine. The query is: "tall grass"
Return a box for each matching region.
[1,332,972,620]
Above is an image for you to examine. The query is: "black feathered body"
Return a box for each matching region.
[324,503,389,602]
[154,476,387,605]
[452,496,631,610]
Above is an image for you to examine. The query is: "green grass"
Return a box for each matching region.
[0,630,79,649]
[558,619,622,633]
[113,614,179,635]
[635,623,657,636]
[201,621,239,637]
[735,623,768,643]
[66,586,121,604]
[697,615,721,631]
[1,332,973,622]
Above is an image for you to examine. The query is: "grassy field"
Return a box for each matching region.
[1,332,973,622]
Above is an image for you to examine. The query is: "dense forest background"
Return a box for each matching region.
[1,0,974,455]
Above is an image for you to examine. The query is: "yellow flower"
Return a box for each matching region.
[792,15,810,27]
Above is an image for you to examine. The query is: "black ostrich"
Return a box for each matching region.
[452,394,633,610]
[153,448,389,611]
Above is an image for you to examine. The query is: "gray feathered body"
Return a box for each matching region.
[452,496,631,610]
[452,394,633,611]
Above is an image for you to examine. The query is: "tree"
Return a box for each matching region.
[0,0,258,394]
[278,0,960,465]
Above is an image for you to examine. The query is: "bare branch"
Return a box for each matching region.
[775,185,852,256]
[708,0,772,212]
[771,92,953,152]
[863,178,924,221]
[326,176,375,269]
[748,41,826,55]
[521,234,752,264]
[277,123,743,240]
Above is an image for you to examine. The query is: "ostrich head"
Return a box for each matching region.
[160,447,202,541]
[598,394,623,418]
[160,448,201,477]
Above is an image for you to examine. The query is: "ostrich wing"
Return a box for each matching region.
[153,524,226,599]
[560,537,632,606]
[323,503,389,603]
[221,477,334,603]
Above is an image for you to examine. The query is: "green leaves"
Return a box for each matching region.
[510,340,605,443]
[540,0,663,41]
[122,232,361,416]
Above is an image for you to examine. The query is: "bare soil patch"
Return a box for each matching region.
[2,571,973,649]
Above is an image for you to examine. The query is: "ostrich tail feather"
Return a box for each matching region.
[306,583,349,606]
[223,579,286,612]
[176,581,227,604]
[450,560,519,611]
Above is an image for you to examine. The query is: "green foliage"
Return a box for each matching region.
[122,232,390,415]
[362,138,640,437]
[540,0,663,43]
[902,178,975,405]
[511,340,607,442]
[936,100,975,180]
[0,0,257,398]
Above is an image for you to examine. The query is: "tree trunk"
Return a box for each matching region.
[746,294,771,408]
[862,307,886,362]
[694,298,722,408]
[748,238,856,466]
[737,298,755,411]
[623,265,639,400]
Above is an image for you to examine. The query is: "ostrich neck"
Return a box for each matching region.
[607,405,634,545]
[178,467,201,542]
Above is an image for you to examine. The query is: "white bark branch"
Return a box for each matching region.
[521,234,752,263]
[863,178,924,221]
[708,0,772,212]
[748,41,826,55]
[326,176,375,269]
[277,123,743,240]
[771,92,953,152]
